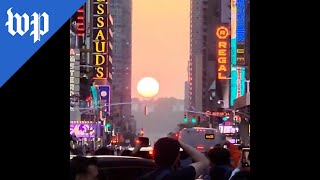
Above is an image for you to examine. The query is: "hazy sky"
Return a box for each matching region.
[132,0,190,99]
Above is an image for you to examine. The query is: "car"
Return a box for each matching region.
[128,146,154,159]
[70,155,156,180]
[179,127,224,152]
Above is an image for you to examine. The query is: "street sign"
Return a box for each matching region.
[98,85,111,116]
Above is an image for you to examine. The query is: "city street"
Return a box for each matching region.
[70,0,250,179]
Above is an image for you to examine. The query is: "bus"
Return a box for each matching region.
[179,127,224,152]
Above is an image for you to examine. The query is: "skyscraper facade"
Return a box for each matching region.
[188,0,207,112]
[188,0,223,113]
[109,0,135,144]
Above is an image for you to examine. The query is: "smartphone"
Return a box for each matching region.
[138,137,149,147]
[242,148,250,167]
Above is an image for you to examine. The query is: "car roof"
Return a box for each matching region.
[125,147,183,152]
[128,147,153,151]
[70,155,156,168]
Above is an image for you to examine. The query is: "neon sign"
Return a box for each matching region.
[236,43,245,65]
[216,26,230,80]
[205,111,230,117]
[236,0,245,42]
[92,0,108,79]
[76,6,85,37]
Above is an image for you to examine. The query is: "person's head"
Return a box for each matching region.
[94,147,114,155]
[86,157,99,179]
[154,137,181,167]
[230,170,250,180]
[70,156,98,180]
[208,146,231,166]
[121,149,132,156]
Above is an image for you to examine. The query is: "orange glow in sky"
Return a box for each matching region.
[132,0,189,99]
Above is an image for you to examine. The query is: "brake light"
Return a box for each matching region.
[197,145,204,149]
[136,140,140,144]
[149,150,153,155]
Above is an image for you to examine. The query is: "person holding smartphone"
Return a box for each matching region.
[220,135,241,168]
[228,150,250,180]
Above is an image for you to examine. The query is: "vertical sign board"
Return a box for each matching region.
[230,0,237,106]
[98,85,111,117]
[70,48,81,115]
[216,25,230,80]
[230,0,246,106]
[76,6,85,38]
[236,0,246,96]
[92,0,108,80]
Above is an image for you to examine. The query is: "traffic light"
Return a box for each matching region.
[140,128,144,136]
[217,117,224,125]
[106,122,111,128]
[104,119,111,132]
[222,116,229,121]
[184,115,188,123]
[191,116,196,124]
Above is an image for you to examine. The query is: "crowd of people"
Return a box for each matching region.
[70,134,250,180]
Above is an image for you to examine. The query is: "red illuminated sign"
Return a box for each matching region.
[205,111,230,117]
[76,6,85,37]
[216,26,230,80]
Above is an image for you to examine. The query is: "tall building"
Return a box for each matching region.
[184,81,189,110]
[188,0,223,113]
[109,0,135,144]
[70,0,113,148]
[188,0,206,112]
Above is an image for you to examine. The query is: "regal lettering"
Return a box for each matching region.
[217,41,228,79]
[216,26,229,80]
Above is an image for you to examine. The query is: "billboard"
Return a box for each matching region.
[236,43,245,65]
[92,0,108,79]
[70,48,80,114]
[236,0,246,96]
[98,85,111,117]
[216,26,230,80]
[219,125,238,134]
[230,0,246,106]
[230,0,237,106]
[70,121,95,138]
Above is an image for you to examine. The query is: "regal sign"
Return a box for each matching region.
[92,0,109,79]
[216,26,230,80]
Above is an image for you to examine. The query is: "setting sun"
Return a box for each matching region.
[137,77,160,98]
